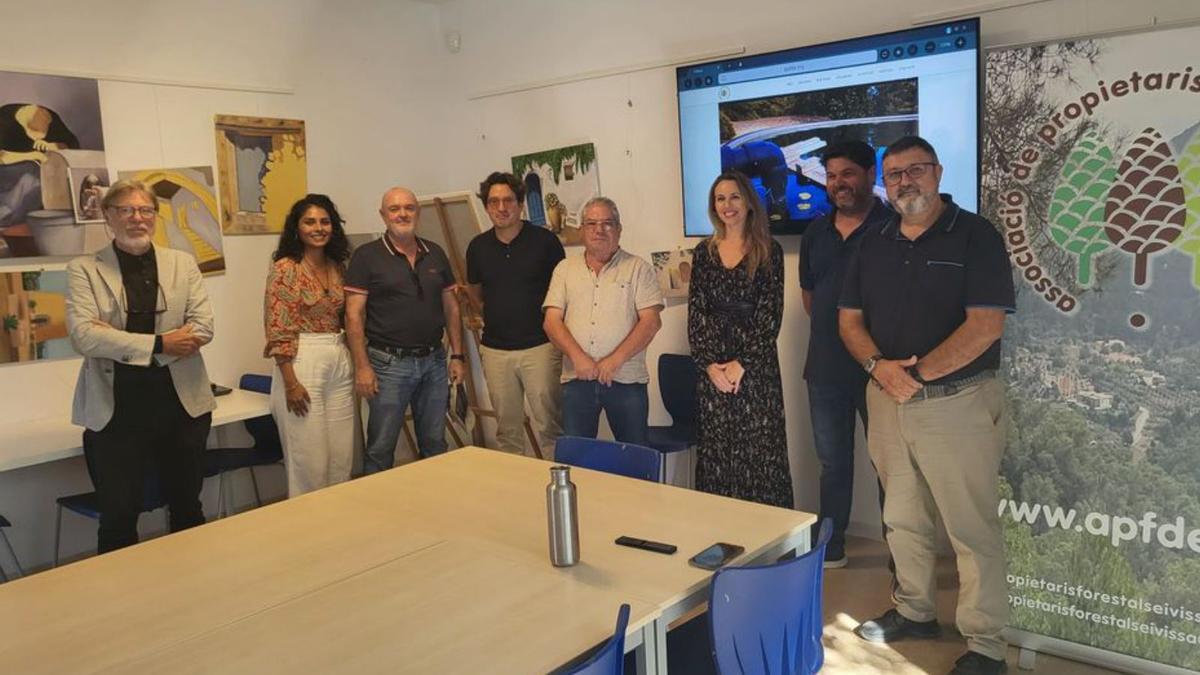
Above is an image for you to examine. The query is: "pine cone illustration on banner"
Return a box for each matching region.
[1104,128,1186,287]
[1174,126,1200,289]
[1048,132,1116,287]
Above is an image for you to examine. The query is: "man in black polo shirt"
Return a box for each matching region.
[799,140,893,569]
[466,172,565,456]
[345,186,464,474]
[839,136,1015,675]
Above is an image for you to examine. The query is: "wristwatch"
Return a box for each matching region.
[862,353,884,374]
[449,353,466,362]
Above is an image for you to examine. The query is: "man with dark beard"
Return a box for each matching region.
[799,140,892,569]
[838,136,1016,675]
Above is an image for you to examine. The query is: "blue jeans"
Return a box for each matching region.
[808,380,879,559]
[561,380,650,446]
[363,346,449,474]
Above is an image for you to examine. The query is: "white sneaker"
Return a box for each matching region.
[823,555,848,569]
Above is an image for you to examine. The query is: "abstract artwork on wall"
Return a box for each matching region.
[213,115,306,235]
[511,142,598,247]
[0,267,73,365]
[118,166,225,274]
[650,248,694,299]
[0,70,107,259]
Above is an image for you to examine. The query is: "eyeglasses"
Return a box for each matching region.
[582,219,618,230]
[882,162,938,186]
[109,205,158,218]
[122,282,168,316]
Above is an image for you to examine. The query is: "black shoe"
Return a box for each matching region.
[949,651,1007,675]
[854,609,940,643]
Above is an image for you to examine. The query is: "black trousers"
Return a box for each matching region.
[82,365,211,554]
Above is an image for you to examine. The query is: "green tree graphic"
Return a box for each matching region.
[1174,127,1200,289]
[1048,133,1116,286]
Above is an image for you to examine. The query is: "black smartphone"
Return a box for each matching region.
[210,384,233,397]
[688,542,745,570]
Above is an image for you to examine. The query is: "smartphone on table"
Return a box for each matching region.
[688,542,745,570]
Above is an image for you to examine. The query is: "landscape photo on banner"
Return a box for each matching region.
[0,70,108,259]
[118,167,225,274]
[511,142,598,247]
[213,115,306,236]
[982,23,1200,671]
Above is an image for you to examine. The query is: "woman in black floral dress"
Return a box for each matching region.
[688,171,792,508]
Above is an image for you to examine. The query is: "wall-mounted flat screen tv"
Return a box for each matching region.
[677,18,981,236]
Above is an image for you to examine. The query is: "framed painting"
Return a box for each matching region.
[213,115,306,235]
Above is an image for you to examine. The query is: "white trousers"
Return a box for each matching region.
[271,333,355,498]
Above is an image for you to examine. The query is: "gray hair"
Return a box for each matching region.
[581,196,621,226]
[101,179,157,212]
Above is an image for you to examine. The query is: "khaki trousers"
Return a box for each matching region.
[866,377,1009,660]
[479,342,563,456]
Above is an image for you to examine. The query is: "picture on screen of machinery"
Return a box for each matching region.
[718,79,917,235]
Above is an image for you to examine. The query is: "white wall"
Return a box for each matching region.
[4,0,1200,574]
[0,0,451,571]
[425,0,1200,538]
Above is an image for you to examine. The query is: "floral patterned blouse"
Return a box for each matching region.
[263,257,345,359]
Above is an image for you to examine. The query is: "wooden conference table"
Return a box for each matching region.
[0,447,815,674]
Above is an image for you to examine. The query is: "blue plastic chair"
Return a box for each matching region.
[54,467,167,566]
[554,436,661,482]
[707,519,833,675]
[563,603,631,675]
[646,354,698,484]
[204,374,283,517]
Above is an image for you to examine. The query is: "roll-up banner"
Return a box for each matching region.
[982,22,1200,674]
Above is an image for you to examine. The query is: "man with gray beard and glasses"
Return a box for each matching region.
[838,136,1016,675]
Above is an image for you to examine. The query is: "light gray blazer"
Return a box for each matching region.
[66,244,216,431]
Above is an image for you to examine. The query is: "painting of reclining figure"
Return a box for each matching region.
[0,69,108,259]
[214,115,306,235]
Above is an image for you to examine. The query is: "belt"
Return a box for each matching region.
[370,343,439,358]
[908,370,996,402]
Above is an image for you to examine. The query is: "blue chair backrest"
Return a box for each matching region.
[563,603,630,675]
[554,437,661,483]
[657,354,697,432]
[708,519,833,675]
[239,373,272,394]
[239,374,283,459]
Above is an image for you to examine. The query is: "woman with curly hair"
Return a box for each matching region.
[263,193,354,496]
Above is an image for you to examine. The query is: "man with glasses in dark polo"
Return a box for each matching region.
[345,186,464,473]
[838,136,1016,675]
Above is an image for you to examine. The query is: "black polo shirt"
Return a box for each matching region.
[345,235,456,349]
[466,222,565,350]
[800,198,893,385]
[838,195,1015,384]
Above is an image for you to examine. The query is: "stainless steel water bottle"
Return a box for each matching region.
[547,465,580,566]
